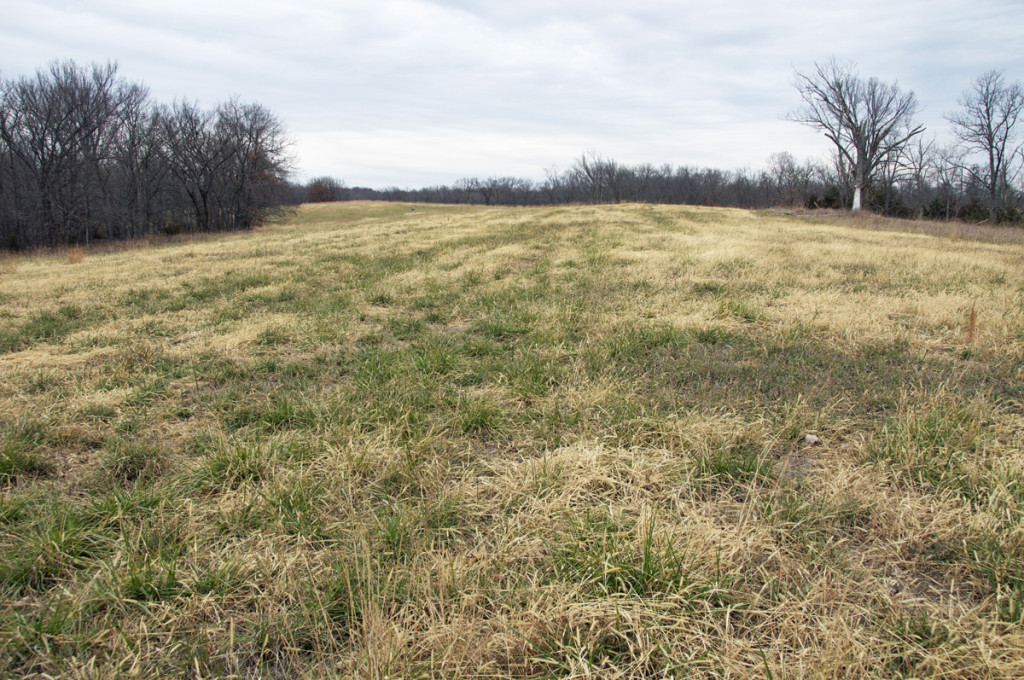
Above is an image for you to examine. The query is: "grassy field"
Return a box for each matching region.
[1,201,1023,678]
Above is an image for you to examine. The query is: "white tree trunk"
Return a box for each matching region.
[852,186,862,211]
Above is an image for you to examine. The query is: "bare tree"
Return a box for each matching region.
[306,176,347,202]
[568,153,632,203]
[160,101,232,232]
[568,154,600,202]
[215,98,292,229]
[930,145,969,220]
[462,177,495,205]
[897,137,937,216]
[789,59,924,211]
[110,95,167,239]
[767,152,815,206]
[946,70,1024,221]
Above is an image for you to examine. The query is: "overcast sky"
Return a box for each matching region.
[3,0,1023,187]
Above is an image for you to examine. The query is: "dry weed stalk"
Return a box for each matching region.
[966,301,977,344]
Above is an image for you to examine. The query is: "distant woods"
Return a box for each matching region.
[293,141,1020,223]
[298,64,1023,225]
[298,132,1024,221]
[0,61,291,250]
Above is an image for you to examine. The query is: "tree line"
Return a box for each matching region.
[296,63,1023,224]
[0,61,291,250]
[4,58,1020,248]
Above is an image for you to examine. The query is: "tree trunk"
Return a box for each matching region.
[852,186,862,211]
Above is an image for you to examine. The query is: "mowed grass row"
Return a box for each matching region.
[1,201,1023,678]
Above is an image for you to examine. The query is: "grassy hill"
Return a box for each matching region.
[1,202,1023,678]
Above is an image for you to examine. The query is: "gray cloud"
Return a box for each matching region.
[3,0,1022,186]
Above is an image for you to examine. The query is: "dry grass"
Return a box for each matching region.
[1,201,1023,678]
[65,247,84,265]
[775,207,1024,244]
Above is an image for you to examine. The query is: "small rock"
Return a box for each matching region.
[803,434,819,446]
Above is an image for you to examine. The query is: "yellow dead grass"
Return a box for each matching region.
[0,345,118,372]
